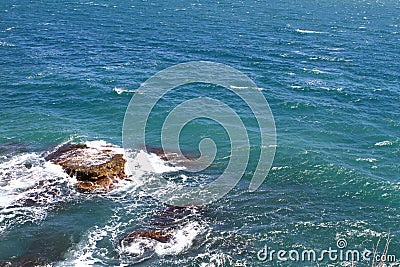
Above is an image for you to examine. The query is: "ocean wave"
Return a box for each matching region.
[355,157,377,163]
[0,41,15,47]
[0,139,129,233]
[112,87,137,95]
[302,68,331,75]
[0,152,79,233]
[374,140,392,146]
[290,85,303,90]
[229,85,263,91]
[57,226,110,267]
[58,203,206,266]
[271,166,289,171]
[193,252,240,267]
[309,55,350,62]
[0,140,254,265]
[0,138,200,265]
[320,86,344,92]
[0,139,184,212]
[295,28,325,34]
[120,221,204,257]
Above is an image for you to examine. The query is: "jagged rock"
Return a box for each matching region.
[76,177,112,191]
[121,206,205,248]
[145,145,200,164]
[0,256,49,267]
[145,145,169,161]
[45,143,126,191]
[123,230,173,243]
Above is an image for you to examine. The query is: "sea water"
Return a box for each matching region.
[0,0,399,266]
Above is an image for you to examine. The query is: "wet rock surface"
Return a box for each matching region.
[121,205,205,246]
[0,257,49,267]
[123,230,173,243]
[145,145,200,163]
[45,143,126,191]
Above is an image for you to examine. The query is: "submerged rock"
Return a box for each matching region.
[45,142,126,191]
[0,257,49,267]
[121,205,205,250]
[145,145,200,163]
[123,230,173,243]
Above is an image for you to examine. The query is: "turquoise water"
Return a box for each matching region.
[1,0,399,266]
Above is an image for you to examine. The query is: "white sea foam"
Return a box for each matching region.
[121,221,204,257]
[1,141,202,264]
[0,139,132,233]
[194,252,239,267]
[85,140,125,155]
[156,221,202,255]
[374,140,392,146]
[0,41,15,47]
[311,69,326,74]
[303,68,328,74]
[59,200,204,266]
[271,166,289,171]
[296,29,324,34]
[321,86,343,92]
[0,153,78,233]
[113,87,137,95]
[125,150,185,180]
[229,85,262,91]
[356,157,377,163]
[309,55,349,62]
[0,153,69,208]
[57,227,109,267]
[57,198,144,267]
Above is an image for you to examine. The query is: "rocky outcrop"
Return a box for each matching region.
[123,230,173,243]
[0,256,49,267]
[45,143,126,191]
[121,206,205,247]
[145,145,200,161]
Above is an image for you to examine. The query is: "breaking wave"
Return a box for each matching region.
[0,152,79,233]
[0,140,209,266]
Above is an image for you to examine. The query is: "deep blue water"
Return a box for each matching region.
[0,0,399,266]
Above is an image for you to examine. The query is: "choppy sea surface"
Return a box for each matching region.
[0,0,399,266]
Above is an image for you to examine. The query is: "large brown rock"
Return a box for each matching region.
[45,143,126,191]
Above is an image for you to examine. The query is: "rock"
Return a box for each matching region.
[144,145,168,161]
[123,230,173,243]
[76,177,112,191]
[0,258,48,267]
[45,143,126,191]
[63,153,126,181]
[145,145,200,163]
[121,205,205,248]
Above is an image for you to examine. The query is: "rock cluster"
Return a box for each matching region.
[43,142,204,254]
[121,206,204,246]
[45,143,126,191]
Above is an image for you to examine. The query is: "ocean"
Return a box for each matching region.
[0,0,399,266]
